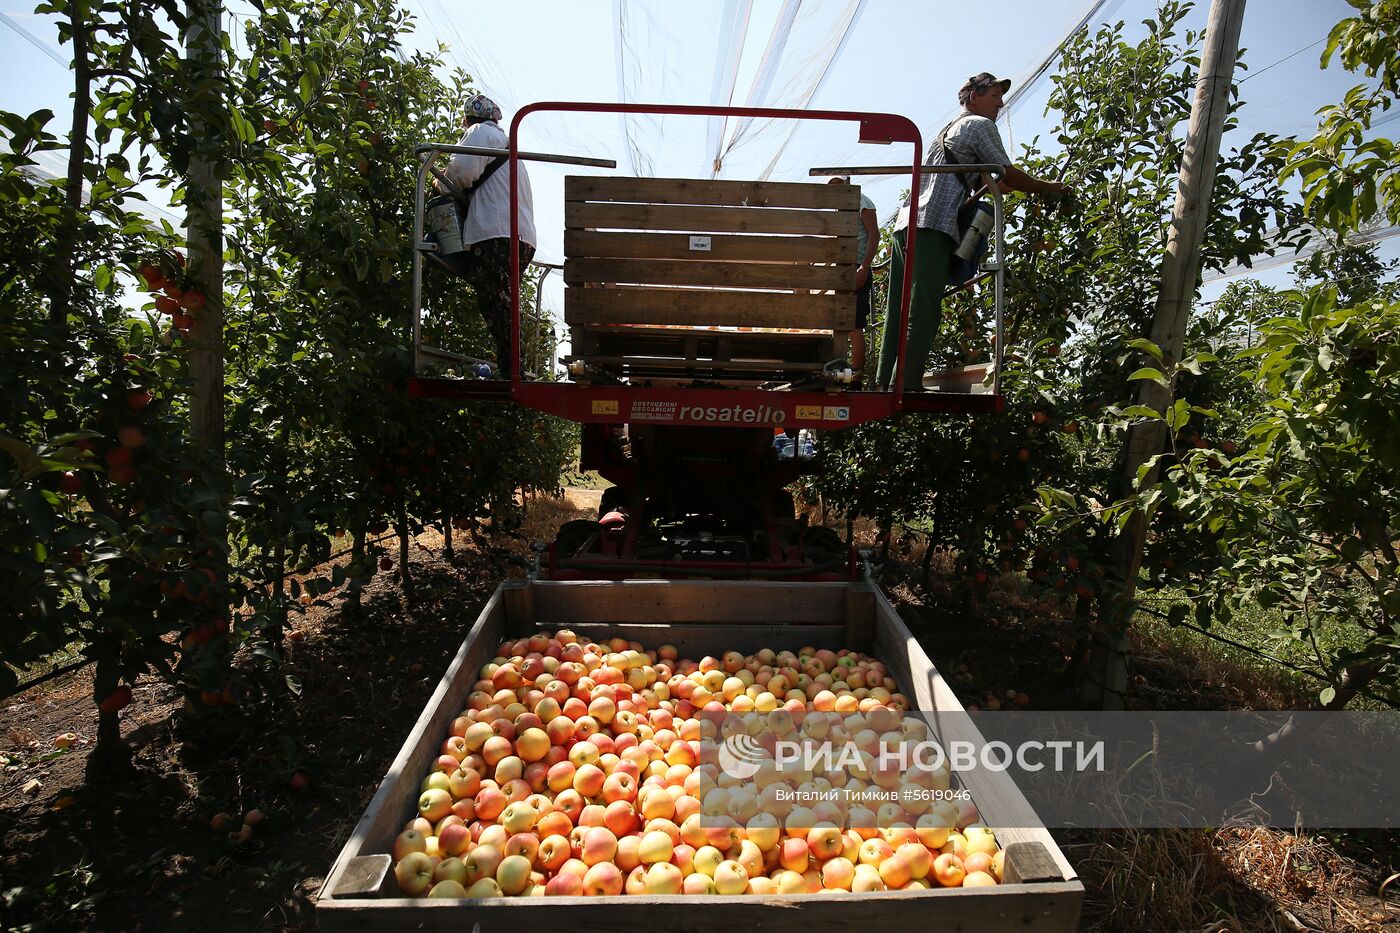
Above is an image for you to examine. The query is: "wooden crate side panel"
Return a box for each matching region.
[317,883,1083,933]
[530,580,849,625]
[565,175,860,210]
[566,230,852,263]
[583,328,831,365]
[321,587,509,901]
[319,581,1084,932]
[564,257,855,291]
[565,288,855,331]
[870,587,1077,881]
[566,201,859,237]
[555,623,847,658]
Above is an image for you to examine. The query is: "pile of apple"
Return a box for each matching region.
[391,631,1004,898]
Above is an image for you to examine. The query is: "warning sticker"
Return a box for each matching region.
[591,400,619,415]
[822,406,851,422]
[629,400,678,422]
[795,405,823,420]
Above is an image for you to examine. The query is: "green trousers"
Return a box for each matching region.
[875,226,954,390]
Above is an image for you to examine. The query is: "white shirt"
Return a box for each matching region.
[443,120,537,248]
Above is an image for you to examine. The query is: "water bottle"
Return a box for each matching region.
[954,203,995,262]
[798,429,816,459]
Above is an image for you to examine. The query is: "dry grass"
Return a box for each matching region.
[829,507,1399,932]
[1067,827,1289,932]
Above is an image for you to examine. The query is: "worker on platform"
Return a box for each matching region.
[828,176,880,382]
[874,73,1067,392]
[439,93,538,379]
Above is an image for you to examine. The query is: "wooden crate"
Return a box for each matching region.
[564,177,858,380]
[316,580,1083,932]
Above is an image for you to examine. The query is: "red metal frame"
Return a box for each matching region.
[408,378,1004,421]
[407,101,1005,420]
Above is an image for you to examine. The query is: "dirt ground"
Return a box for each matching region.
[1,493,1396,932]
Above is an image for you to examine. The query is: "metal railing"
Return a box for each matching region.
[509,102,924,397]
[809,163,1007,397]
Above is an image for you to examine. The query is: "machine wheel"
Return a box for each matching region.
[554,519,601,559]
[801,525,847,564]
[598,486,631,518]
[771,489,796,521]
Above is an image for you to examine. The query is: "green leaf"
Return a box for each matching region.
[1127,338,1165,361]
[1319,686,1336,706]
[1128,367,1167,384]
[1166,399,1191,432]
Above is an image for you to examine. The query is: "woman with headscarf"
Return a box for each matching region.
[440,93,537,378]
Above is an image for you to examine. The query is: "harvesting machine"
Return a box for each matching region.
[313,103,1084,932]
[407,102,1011,582]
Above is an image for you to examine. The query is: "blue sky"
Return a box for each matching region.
[3,0,1394,317]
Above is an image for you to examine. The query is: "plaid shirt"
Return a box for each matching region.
[897,113,1011,239]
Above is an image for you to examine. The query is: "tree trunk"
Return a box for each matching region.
[921,534,936,590]
[185,0,225,458]
[1249,660,1384,756]
[443,514,454,561]
[86,661,131,776]
[52,0,91,328]
[346,525,366,619]
[1090,0,1247,710]
[398,509,413,599]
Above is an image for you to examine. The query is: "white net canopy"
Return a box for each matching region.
[389,0,1394,318]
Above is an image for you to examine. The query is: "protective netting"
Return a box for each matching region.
[4,0,1394,314]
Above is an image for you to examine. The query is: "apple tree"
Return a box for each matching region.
[220,0,571,644]
[1154,0,1400,708]
[0,0,241,769]
[811,0,1298,639]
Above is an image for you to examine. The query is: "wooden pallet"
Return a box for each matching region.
[565,177,860,382]
[316,579,1084,932]
[923,362,993,394]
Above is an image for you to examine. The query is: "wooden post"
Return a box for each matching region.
[185,0,224,456]
[1086,0,1247,709]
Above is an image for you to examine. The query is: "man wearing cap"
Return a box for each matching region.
[440,93,538,379]
[874,73,1066,392]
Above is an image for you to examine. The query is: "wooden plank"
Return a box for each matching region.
[1002,842,1065,885]
[566,230,851,263]
[566,201,859,237]
[565,257,855,291]
[501,579,534,632]
[570,355,829,373]
[566,175,860,210]
[565,288,855,331]
[924,362,992,389]
[585,325,832,344]
[581,326,834,369]
[326,855,391,898]
[319,586,509,905]
[844,583,876,651]
[318,883,1084,933]
[557,623,848,658]
[869,586,1077,881]
[530,580,848,625]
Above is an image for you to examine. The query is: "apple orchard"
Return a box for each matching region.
[2,0,1400,928]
